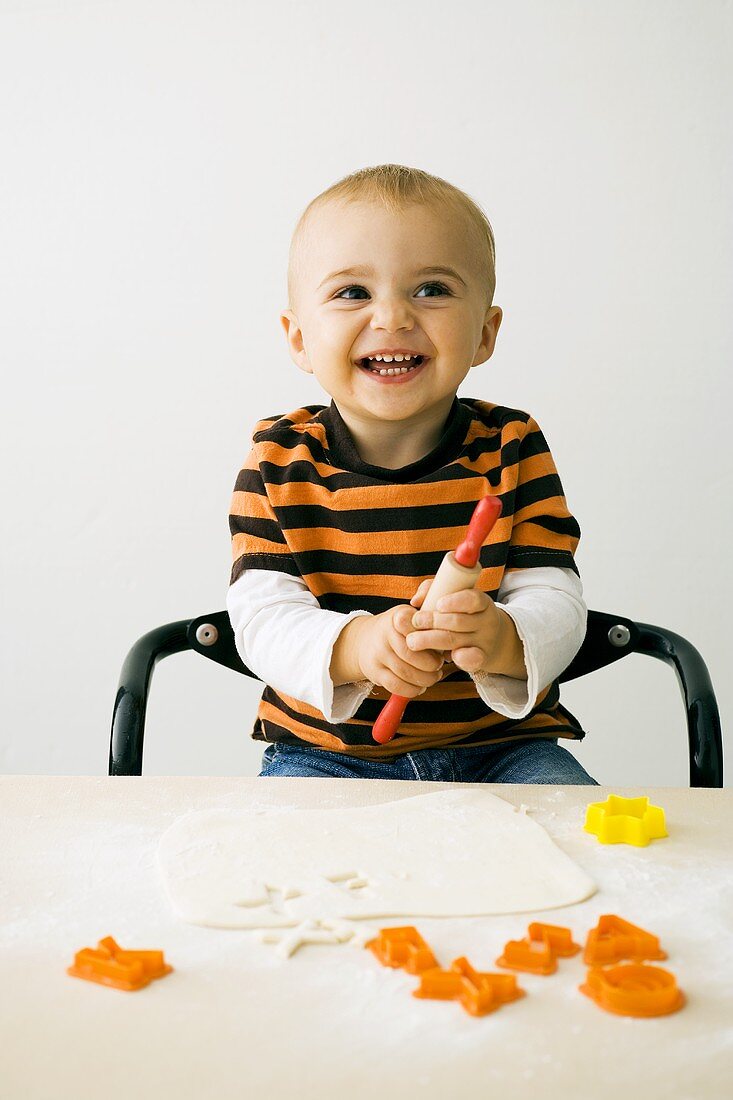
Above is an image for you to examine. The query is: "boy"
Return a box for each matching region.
[226,164,597,784]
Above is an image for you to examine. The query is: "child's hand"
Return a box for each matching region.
[407,578,505,675]
[357,602,446,698]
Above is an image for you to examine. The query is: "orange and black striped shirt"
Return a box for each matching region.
[228,396,586,757]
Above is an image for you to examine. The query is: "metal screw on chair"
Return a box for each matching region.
[608,624,631,647]
[195,623,219,647]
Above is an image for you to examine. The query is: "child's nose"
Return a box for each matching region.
[369,298,415,330]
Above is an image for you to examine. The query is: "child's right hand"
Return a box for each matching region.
[356,595,445,698]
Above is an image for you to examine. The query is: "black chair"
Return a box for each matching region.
[109,609,723,786]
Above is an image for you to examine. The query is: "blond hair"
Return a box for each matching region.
[287,163,496,310]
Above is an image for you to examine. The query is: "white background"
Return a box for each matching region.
[1,0,730,784]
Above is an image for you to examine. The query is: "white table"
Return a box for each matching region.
[1,777,731,1099]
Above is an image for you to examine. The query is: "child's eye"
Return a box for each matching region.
[335,285,369,300]
[334,282,451,300]
[415,282,450,297]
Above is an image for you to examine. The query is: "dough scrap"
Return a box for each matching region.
[157,789,595,929]
[256,918,380,958]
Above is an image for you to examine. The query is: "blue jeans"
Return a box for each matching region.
[259,739,598,785]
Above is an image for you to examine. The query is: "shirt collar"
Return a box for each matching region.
[318,396,473,482]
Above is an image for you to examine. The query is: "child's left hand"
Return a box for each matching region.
[406,578,506,675]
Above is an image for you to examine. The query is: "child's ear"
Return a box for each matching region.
[280,309,311,374]
[472,305,503,367]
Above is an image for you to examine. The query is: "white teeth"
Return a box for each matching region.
[368,354,411,363]
[359,352,425,376]
[369,364,418,375]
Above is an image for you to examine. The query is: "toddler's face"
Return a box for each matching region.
[281,199,502,426]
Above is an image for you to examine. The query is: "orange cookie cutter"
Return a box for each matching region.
[580,963,684,1017]
[496,922,581,975]
[365,926,439,973]
[584,915,667,967]
[414,957,525,1017]
[67,936,173,991]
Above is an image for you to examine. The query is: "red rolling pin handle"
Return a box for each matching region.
[371,495,502,745]
[372,694,410,745]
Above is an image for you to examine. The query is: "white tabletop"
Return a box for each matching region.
[1,777,731,1100]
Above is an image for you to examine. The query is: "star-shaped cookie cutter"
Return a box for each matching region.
[584,794,667,847]
[413,957,525,1017]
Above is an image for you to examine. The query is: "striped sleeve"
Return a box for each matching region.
[228,446,300,585]
[506,416,581,575]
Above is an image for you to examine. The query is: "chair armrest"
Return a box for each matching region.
[635,621,723,788]
[109,620,192,775]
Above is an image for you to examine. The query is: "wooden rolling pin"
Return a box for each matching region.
[372,494,503,744]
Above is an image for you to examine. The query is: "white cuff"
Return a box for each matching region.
[469,568,586,719]
[320,611,375,722]
[226,569,376,719]
[470,605,539,719]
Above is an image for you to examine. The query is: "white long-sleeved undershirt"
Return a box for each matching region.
[225,566,587,724]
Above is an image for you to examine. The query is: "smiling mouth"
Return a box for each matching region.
[358,355,427,375]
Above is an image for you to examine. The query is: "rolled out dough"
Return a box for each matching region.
[158,789,595,929]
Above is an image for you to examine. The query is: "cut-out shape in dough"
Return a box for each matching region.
[158,789,595,930]
[324,870,373,891]
[258,920,348,958]
[258,918,381,958]
[320,919,380,947]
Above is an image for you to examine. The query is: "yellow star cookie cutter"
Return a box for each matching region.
[584,794,667,847]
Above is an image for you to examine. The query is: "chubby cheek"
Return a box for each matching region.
[322,326,362,371]
[433,308,479,357]
[304,343,351,383]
